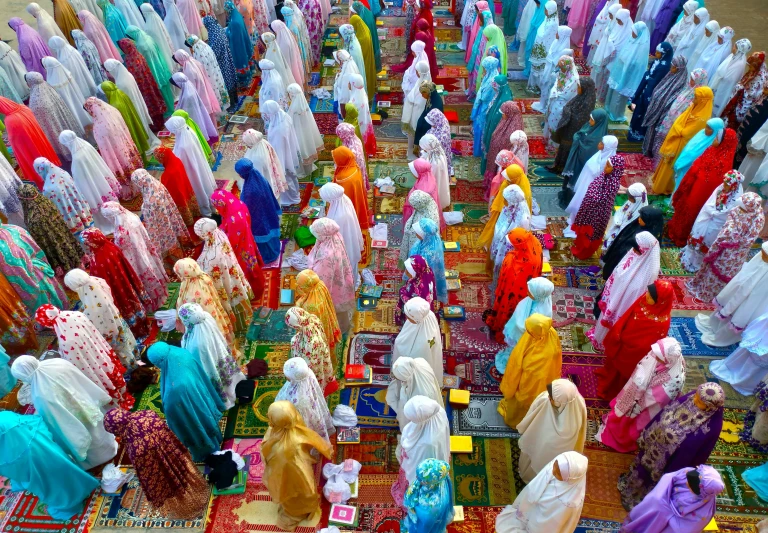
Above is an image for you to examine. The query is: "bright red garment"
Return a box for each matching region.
[82,228,152,339]
[484,228,543,342]
[667,128,738,247]
[154,146,202,227]
[0,97,60,187]
[596,280,674,400]
[410,0,433,42]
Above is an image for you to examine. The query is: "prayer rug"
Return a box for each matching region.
[561,352,610,409]
[552,286,599,327]
[222,438,265,483]
[581,449,632,522]
[371,141,409,160]
[333,430,400,474]
[353,302,400,333]
[453,157,483,182]
[355,475,399,504]
[713,515,765,532]
[2,490,97,533]
[242,343,291,375]
[252,269,281,310]
[669,317,739,357]
[444,350,502,393]
[447,309,505,352]
[682,357,752,410]
[711,410,766,461]
[346,332,397,385]
[217,137,247,161]
[371,162,417,189]
[522,115,544,137]
[309,96,335,113]
[549,237,601,266]
[660,247,692,276]
[339,386,399,428]
[565,265,604,290]
[374,119,408,140]
[660,275,716,311]
[447,280,492,309]
[443,225,486,252]
[245,309,293,342]
[224,378,286,437]
[447,506,503,533]
[88,470,207,532]
[450,394,517,438]
[315,112,340,134]
[373,248,401,271]
[551,267,571,287]
[585,406,612,451]
[132,383,163,417]
[280,183,314,214]
[453,179,486,203]
[557,322,599,353]
[451,138,474,156]
[528,158,569,186]
[344,504,403,531]
[448,203,491,225]
[373,214,403,247]
[280,213,300,240]
[374,194,406,215]
[574,519,622,532]
[547,215,569,238]
[610,130,644,153]
[619,152,655,188]
[707,461,768,516]
[451,438,519,506]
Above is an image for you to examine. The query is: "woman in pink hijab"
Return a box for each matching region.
[77,10,122,63]
[83,97,142,199]
[177,0,205,38]
[8,18,51,77]
[173,50,222,120]
[270,20,304,86]
[0,96,60,187]
[403,158,445,231]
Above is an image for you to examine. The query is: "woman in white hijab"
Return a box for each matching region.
[58,130,119,233]
[545,56,581,143]
[275,357,335,445]
[40,56,92,129]
[563,135,619,237]
[319,182,363,276]
[287,82,323,169]
[348,74,376,155]
[173,49,221,118]
[402,64,432,159]
[63,268,138,370]
[710,38,752,116]
[709,310,768,395]
[674,7,709,60]
[602,183,647,252]
[26,3,66,44]
[179,302,246,410]
[496,451,588,533]
[47,36,97,98]
[103,59,162,152]
[271,20,304,86]
[140,3,176,72]
[688,22,724,74]
[258,59,287,109]
[591,8,633,97]
[163,0,190,51]
[165,115,216,216]
[402,42,429,97]
[419,134,450,209]
[393,396,451,504]
[517,379,587,483]
[11,356,118,470]
[392,296,443,384]
[386,357,443,431]
[665,0,698,47]
[585,0,619,64]
[261,100,302,204]
[0,42,29,101]
[333,49,359,108]
[696,242,768,347]
[339,24,366,92]
[532,26,572,112]
[171,72,218,142]
[262,32,296,88]
[113,0,144,28]
[515,0,540,67]
[527,1,560,91]
[242,128,288,199]
[604,21,650,121]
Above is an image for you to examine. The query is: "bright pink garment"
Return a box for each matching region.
[464,1,488,63]
[0,97,60,187]
[403,159,445,231]
[270,20,304,86]
[173,50,222,118]
[83,97,142,197]
[567,0,592,47]
[598,387,668,452]
[177,0,205,38]
[8,18,51,78]
[306,218,356,314]
[77,10,121,63]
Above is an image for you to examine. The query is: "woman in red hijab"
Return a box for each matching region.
[392,20,435,74]
[484,228,543,342]
[0,96,60,187]
[332,146,370,230]
[411,0,433,42]
[82,228,152,339]
[154,146,202,227]
[596,280,674,400]
[666,129,738,247]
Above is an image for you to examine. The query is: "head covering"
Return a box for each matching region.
[171,72,218,142]
[674,7,709,59]
[260,99,301,177]
[319,182,364,270]
[402,459,454,532]
[8,17,50,77]
[400,190,441,264]
[408,217,447,303]
[130,169,189,256]
[258,58,287,108]
[694,25,734,78]
[491,184,532,265]
[566,134,619,217]
[604,183,648,251]
[306,218,356,313]
[484,102,524,182]
[711,38,752,115]
[563,109,609,179]
[386,357,444,430]
[185,34,230,110]
[234,158,282,252]
[202,15,237,91]
[285,307,336,392]
[35,157,92,233]
[122,26,175,113]
[174,257,235,343]
[392,297,444,383]
[242,128,288,198]
[165,115,216,216]
[0,41,30,101]
[77,10,121,63]
[114,39,167,129]
[591,8,632,67]
[153,145,201,226]
[275,357,335,443]
[425,108,453,174]
[399,397,451,483]
[608,21,651,97]
[331,145,370,229]
[673,118,725,186]
[396,255,437,326]
[295,269,341,351]
[47,36,96,99]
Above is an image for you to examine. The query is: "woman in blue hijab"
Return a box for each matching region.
[483,74,514,158]
[409,218,447,303]
[0,411,99,519]
[234,158,283,263]
[202,15,238,96]
[224,1,254,77]
[401,459,455,533]
[672,117,725,191]
[472,56,501,156]
[522,0,546,75]
[146,342,227,462]
[627,42,674,141]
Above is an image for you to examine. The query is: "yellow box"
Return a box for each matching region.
[450,506,464,523]
[450,436,473,453]
[703,518,718,531]
[541,262,552,274]
[449,389,470,408]
[444,241,459,250]
[376,19,384,25]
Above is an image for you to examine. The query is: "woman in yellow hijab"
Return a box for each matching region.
[295,269,342,356]
[51,0,83,45]
[497,313,562,429]
[261,401,333,531]
[651,87,714,195]
[350,14,377,100]
[477,164,531,249]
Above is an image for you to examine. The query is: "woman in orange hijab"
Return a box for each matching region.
[484,228,543,342]
[332,146,370,229]
[651,87,714,195]
[477,164,530,250]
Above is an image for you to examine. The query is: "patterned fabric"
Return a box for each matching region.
[131,170,189,257]
[25,73,84,162]
[409,218,447,303]
[186,35,230,110]
[154,146,202,227]
[285,307,336,392]
[36,157,93,233]
[17,184,83,273]
[652,68,707,163]
[402,459,454,533]
[174,258,235,344]
[307,218,356,313]
[71,30,109,85]
[275,358,335,441]
[400,190,441,264]
[722,53,768,128]
[0,272,37,354]
[202,15,237,91]
[117,38,167,129]
[336,123,369,189]
[295,269,341,352]
[484,101,524,183]
[425,109,453,175]
[395,255,436,326]
[297,0,324,65]
[103,409,210,519]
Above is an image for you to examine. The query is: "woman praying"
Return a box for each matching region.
[386,357,444,431]
[393,297,444,384]
[275,357,335,445]
[285,307,337,395]
[295,269,341,353]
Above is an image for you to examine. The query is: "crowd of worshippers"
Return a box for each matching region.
[0,0,767,530]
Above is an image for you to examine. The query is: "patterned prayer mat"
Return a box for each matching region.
[450,394,517,438]
[557,322,599,353]
[708,459,768,516]
[252,268,281,310]
[447,506,503,533]
[242,342,291,375]
[661,275,716,311]
[682,357,752,410]
[132,383,163,418]
[334,429,400,474]
[443,225,486,253]
[447,280,492,309]
[245,309,292,342]
[451,438,519,506]
[339,386,398,428]
[549,237,601,266]
[355,475,399,504]
[669,317,740,357]
[447,309,505,353]
[660,247,692,276]
[373,119,408,140]
[574,519,622,532]
[562,352,610,409]
[280,213,300,240]
[552,287,599,327]
[453,156,483,182]
[619,152,656,188]
[581,449,632,522]
[547,215,569,238]
[89,470,207,532]
[315,112,340,134]
[374,194,406,214]
[444,348,501,393]
[373,248,401,271]
[224,378,286,438]
[353,302,400,333]
[346,332,397,385]
[1,490,98,533]
[564,265,604,290]
[711,409,766,461]
[373,269,405,299]
[222,438,265,483]
[447,203,490,225]
[453,180,486,203]
[371,162,417,189]
[371,141,409,160]
[610,129,645,153]
[374,214,404,247]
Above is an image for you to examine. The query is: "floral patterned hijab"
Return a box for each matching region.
[173,257,235,344]
[425,108,453,175]
[295,269,341,352]
[131,169,189,256]
[285,306,336,392]
[35,157,93,233]
[307,218,356,313]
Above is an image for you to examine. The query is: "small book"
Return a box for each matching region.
[445,269,460,279]
[357,297,378,311]
[280,289,294,305]
[345,364,368,380]
[442,305,465,320]
[359,285,383,298]
[157,130,171,137]
[323,58,336,66]
[251,307,273,325]
[449,389,470,408]
[371,239,388,248]
[337,427,361,444]
[378,100,391,108]
[329,504,359,528]
[346,366,372,386]
[301,206,322,219]
[451,506,464,523]
[443,241,460,252]
[450,436,473,453]
[446,279,461,292]
[443,374,461,389]
[314,176,331,186]
[371,113,383,124]
[309,198,325,208]
[229,115,248,123]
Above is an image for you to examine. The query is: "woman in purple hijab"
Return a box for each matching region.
[395,254,437,326]
[648,0,687,50]
[617,382,725,511]
[8,18,51,77]
[620,465,724,532]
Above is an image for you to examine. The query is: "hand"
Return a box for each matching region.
[629,103,636,111]
[604,161,613,174]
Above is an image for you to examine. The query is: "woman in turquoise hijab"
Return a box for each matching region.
[483,74,513,154]
[478,25,508,92]
[146,342,227,462]
[0,411,99,519]
[472,56,501,156]
[122,27,175,114]
[225,1,254,75]
[522,0,547,76]
[0,346,14,398]
[409,218,448,303]
[672,117,724,191]
[97,0,129,46]
[401,459,454,533]
[352,1,381,72]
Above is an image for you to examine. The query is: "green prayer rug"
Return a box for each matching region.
[452,437,521,505]
[449,203,493,225]
[245,309,293,342]
[224,378,285,437]
[132,383,164,418]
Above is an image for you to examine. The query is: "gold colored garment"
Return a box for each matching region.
[52,0,83,45]
[295,269,342,356]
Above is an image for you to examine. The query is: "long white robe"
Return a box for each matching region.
[0,42,29,101]
[41,57,92,130]
[261,100,301,205]
[48,36,98,98]
[165,115,216,216]
[140,3,177,73]
[114,0,146,28]
[286,83,323,167]
[172,72,218,142]
[26,3,66,44]
[398,396,451,483]
[319,183,363,275]
[385,357,444,431]
[163,0,191,51]
[242,128,288,199]
[419,135,451,209]
[392,297,444,384]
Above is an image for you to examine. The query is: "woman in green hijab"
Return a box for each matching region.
[350,15,377,98]
[483,74,513,155]
[477,25,508,93]
[172,110,214,163]
[121,27,174,115]
[100,81,150,163]
[351,1,381,72]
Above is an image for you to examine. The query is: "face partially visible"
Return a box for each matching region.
[419,86,430,99]
[598,141,604,150]
[670,65,678,73]
[689,77,696,88]
[628,195,636,204]
[655,50,662,58]
[589,116,595,126]
[693,14,700,24]
[732,43,737,54]
[175,318,185,333]
[717,35,723,44]
[705,126,713,136]
[638,217,646,227]
[645,290,655,305]
[704,28,712,38]
[553,461,562,481]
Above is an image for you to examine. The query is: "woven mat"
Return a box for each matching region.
[447,309,505,352]
[453,157,483,182]
[346,332,397,385]
[354,301,400,333]
[552,287,599,327]
[660,275,715,311]
[450,393,516,438]
[339,386,398,428]
[443,225,486,252]
[669,317,739,357]
[132,383,163,418]
[451,438,520,505]
[580,449,632,522]
[224,378,286,438]
[245,309,292,342]
[682,357,752,410]
[444,350,502,393]
[1,491,98,533]
[448,203,491,225]
[447,280,492,308]
[334,429,400,473]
